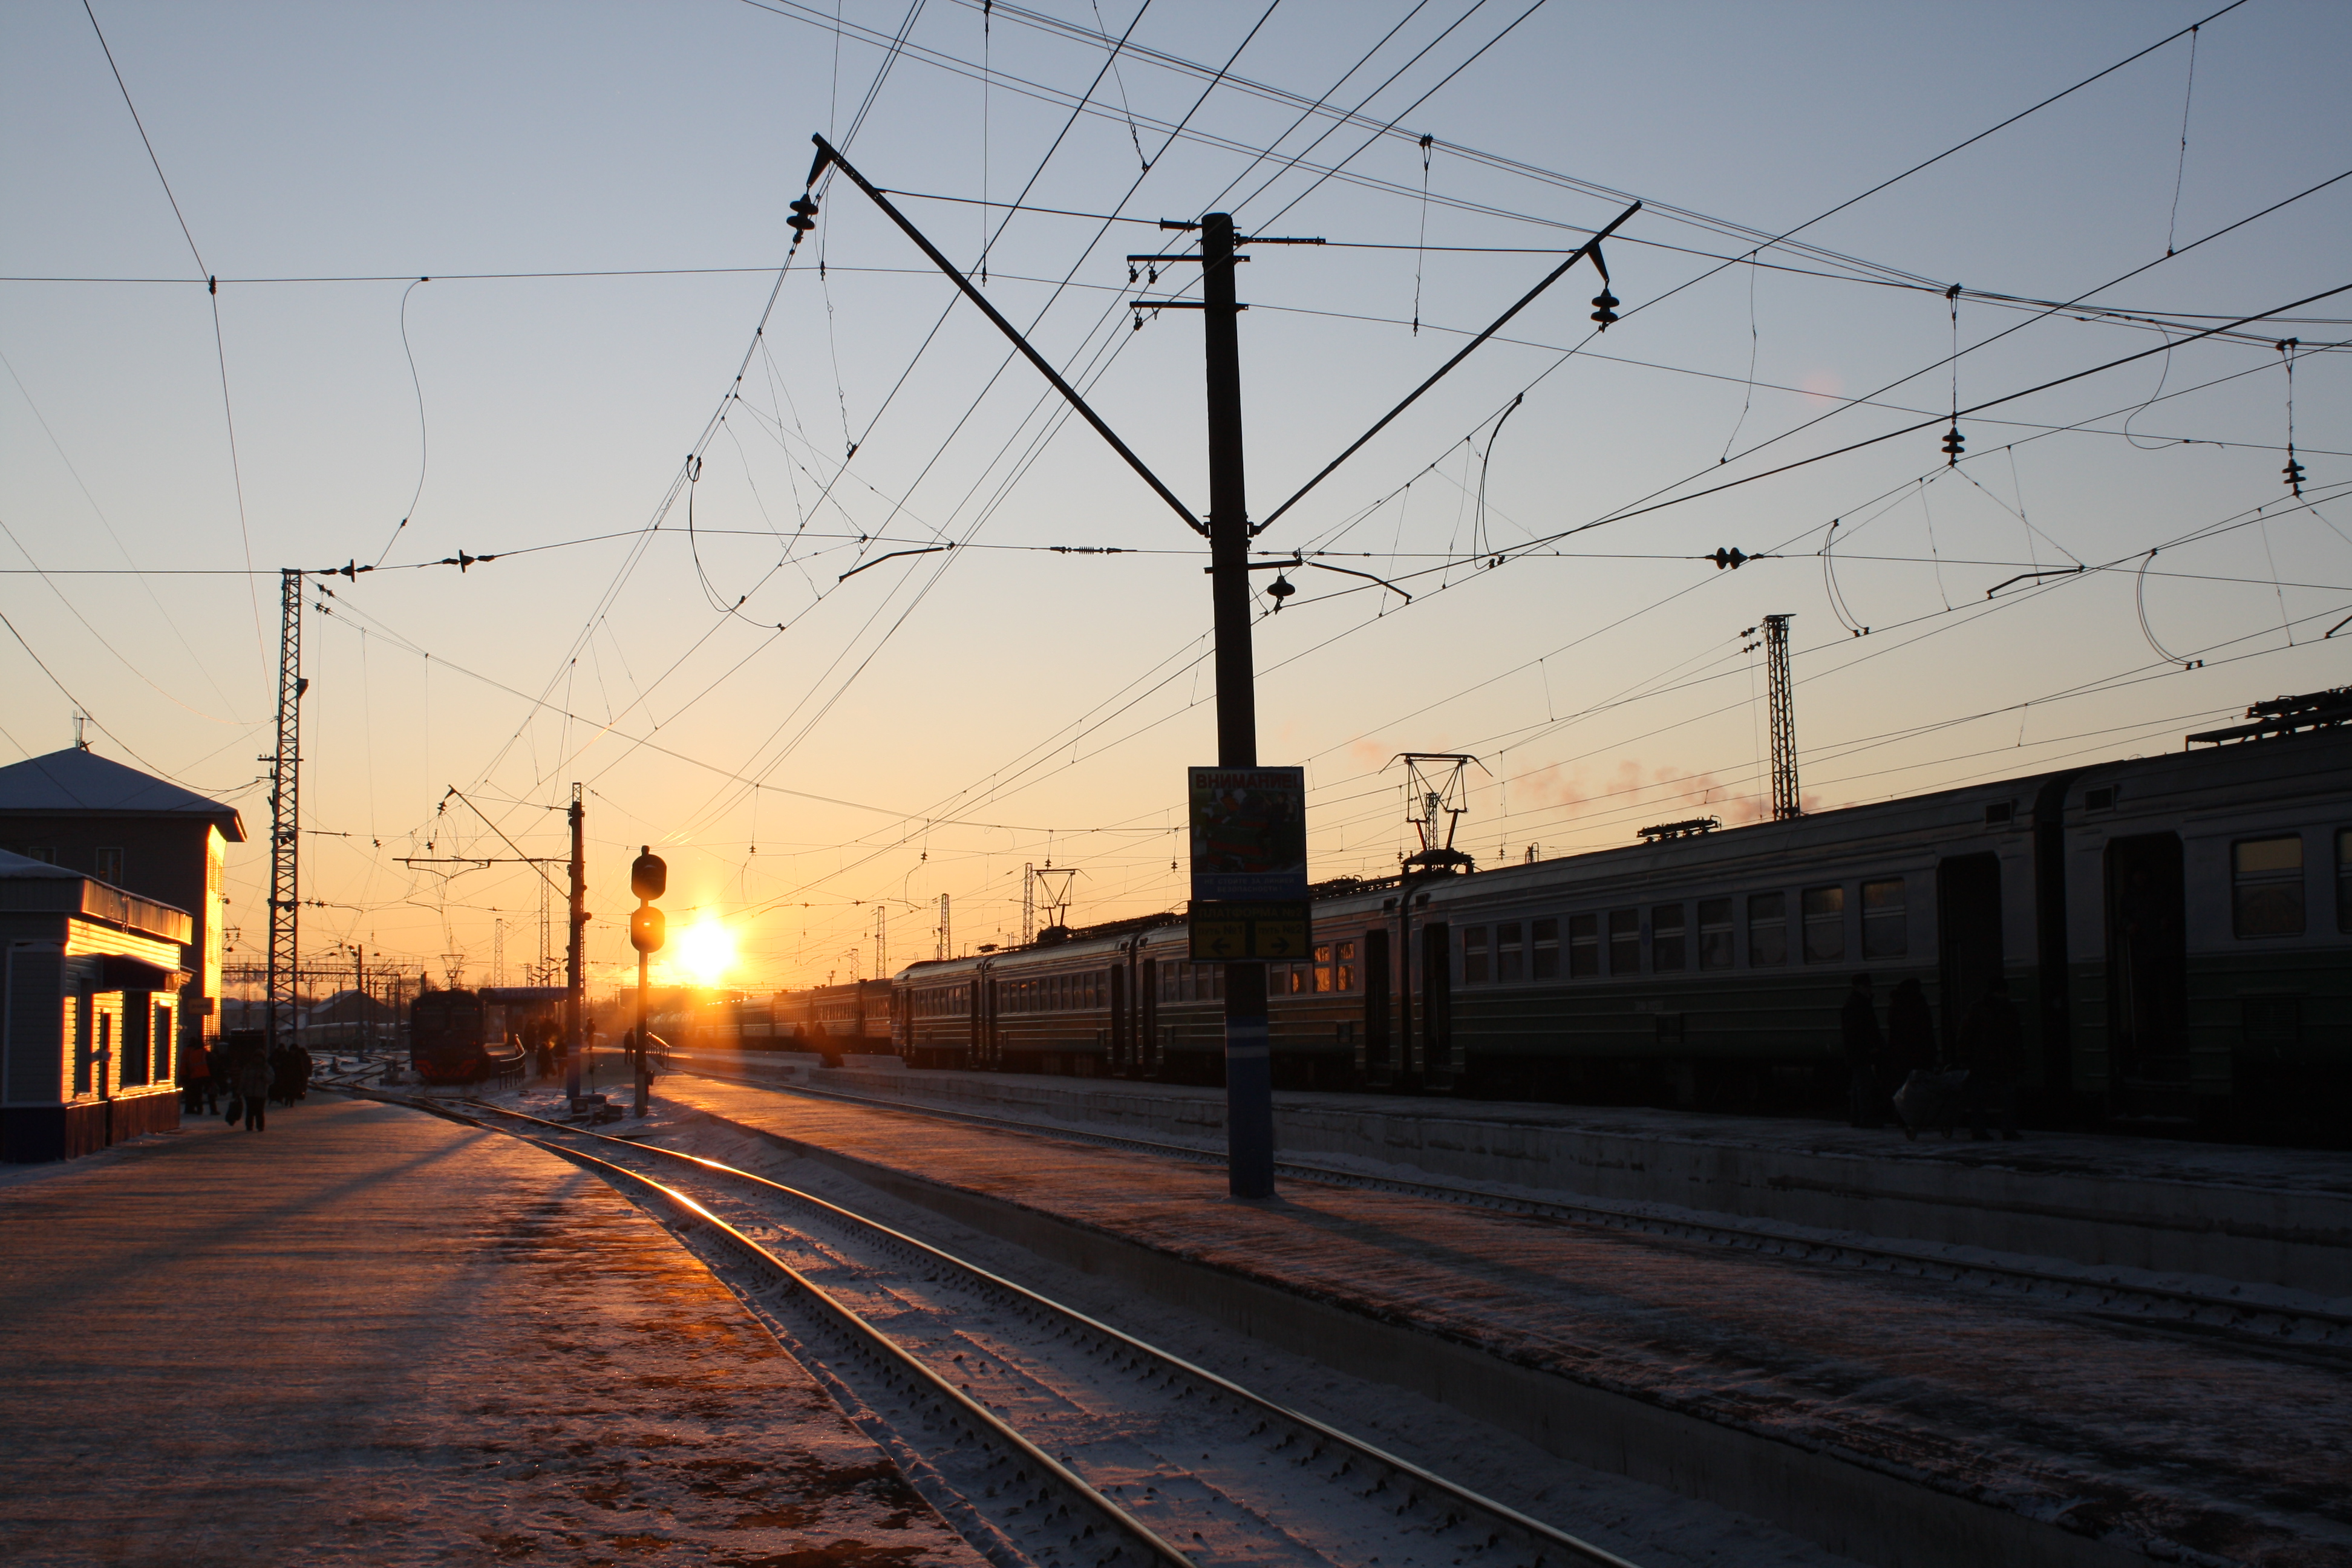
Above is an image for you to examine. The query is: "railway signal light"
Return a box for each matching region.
[631,847,667,901]
[629,905,665,954]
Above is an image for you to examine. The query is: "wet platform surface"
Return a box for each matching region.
[0,1096,979,1567]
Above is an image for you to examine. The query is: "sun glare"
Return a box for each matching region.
[673,917,736,987]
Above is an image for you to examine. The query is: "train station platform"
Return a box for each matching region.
[671,1048,2352,1295]
[0,1095,980,1567]
[655,1068,2352,1568]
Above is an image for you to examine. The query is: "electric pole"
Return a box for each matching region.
[1763,614,1802,820]
[802,136,1633,1203]
[264,567,305,1053]
[566,782,586,1100]
[1200,211,1275,1197]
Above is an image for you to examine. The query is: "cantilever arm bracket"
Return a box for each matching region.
[1256,199,1642,536]
[809,136,1207,538]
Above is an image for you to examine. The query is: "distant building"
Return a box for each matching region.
[1,848,193,1160]
[0,748,244,1070]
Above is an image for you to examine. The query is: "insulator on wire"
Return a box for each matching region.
[2284,451,2306,495]
[1128,264,1138,284]
[1941,425,1965,465]
[1267,574,1296,610]
[1590,289,1619,330]
[1711,547,1748,570]
[787,194,819,239]
[1132,310,1145,332]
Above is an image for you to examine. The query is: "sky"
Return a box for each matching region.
[2,0,2346,996]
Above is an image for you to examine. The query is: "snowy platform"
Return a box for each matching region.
[0,1096,981,1567]
[675,1048,2352,1292]
[660,1069,2352,1568]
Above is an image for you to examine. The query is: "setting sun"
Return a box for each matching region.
[671,917,736,987]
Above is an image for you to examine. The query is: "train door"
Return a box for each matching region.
[2104,833,2188,1106]
[1936,854,2003,1061]
[1140,956,1160,1077]
[1109,964,1129,1076]
[1421,921,1452,1090]
[1362,929,1394,1088]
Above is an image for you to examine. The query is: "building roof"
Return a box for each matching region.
[0,748,247,841]
[0,846,80,881]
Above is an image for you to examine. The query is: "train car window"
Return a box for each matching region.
[2083,786,2117,812]
[2339,829,2351,935]
[1609,909,1641,975]
[1463,927,1489,984]
[1696,900,1733,969]
[2233,836,2305,937]
[1336,939,1357,992]
[1748,893,1788,966]
[1569,913,1599,976]
[1531,918,1560,978]
[1496,922,1524,982]
[1312,945,1334,992]
[1803,886,1846,962]
[1207,964,1225,1001]
[1862,878,1907,957]
[1651,904,1686,972]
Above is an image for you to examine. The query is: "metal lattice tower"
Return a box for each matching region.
[874,906,888,978]
[1763,613,1802,820]
[1021,863,1035,944]
[266,568,304,1047]
[536,874,552,984]
[936,893,950,961]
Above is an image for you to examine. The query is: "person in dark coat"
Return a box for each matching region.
[1841,973,1884,1128]
[235,1050,275,1131]
[1886,978,1937,1080]
[180,1037,216,1115]
[1959,977,2026,1141]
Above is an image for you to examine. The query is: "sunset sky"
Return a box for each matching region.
[4,0,2345,993]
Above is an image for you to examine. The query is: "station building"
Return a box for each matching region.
[1,848,193,1160]
[0,748,243,1079]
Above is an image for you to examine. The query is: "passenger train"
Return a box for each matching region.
[734,696,2352,1138]
[407,985,545,1085]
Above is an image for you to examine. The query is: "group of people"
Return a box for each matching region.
[177,1031,313,1132]
[1841,973,2024,1140]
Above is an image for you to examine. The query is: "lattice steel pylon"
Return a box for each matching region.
[1763,613,1802,820]
[266,568,305,1047]
[936,893,950,961]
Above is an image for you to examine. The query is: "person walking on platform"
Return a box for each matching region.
[235,1049,275,1132]
[1960,978,2025,1142]
[1842,973,1885,1128]
[180,1037,216,1116]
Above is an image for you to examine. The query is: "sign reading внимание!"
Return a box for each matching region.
[1187,767,1308,903]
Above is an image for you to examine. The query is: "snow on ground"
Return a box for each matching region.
[656,1073,2352,1568]
[0,1095,984,1568]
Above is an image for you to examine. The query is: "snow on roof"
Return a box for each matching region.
[0,748,247,840]
[0,846,80,880]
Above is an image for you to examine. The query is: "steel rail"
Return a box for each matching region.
[454,1094,1644,1568]
[667,1058,2352,1343]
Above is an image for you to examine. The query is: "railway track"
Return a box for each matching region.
[405,1091,1639,1568]
[669,1058,2352,1347]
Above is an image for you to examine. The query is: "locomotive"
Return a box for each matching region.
[880,698,2349,1138]
[407,985,539,1085]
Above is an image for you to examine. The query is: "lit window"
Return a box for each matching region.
[1609,909,1641,975]
[1334,939,1357,993]
[1495,922,1523,982]
[1803,886,1845,964]
[1530,918,1559,979]
[1312,944,1334,993]
[1698,898,1733,970]
[1651,904,1685,972]
[1748,892,1787,967]
[2233,836,2304,938]
[1861,878,1906,958]
[1568,913,1598,976]
[1463,927,1489,984]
